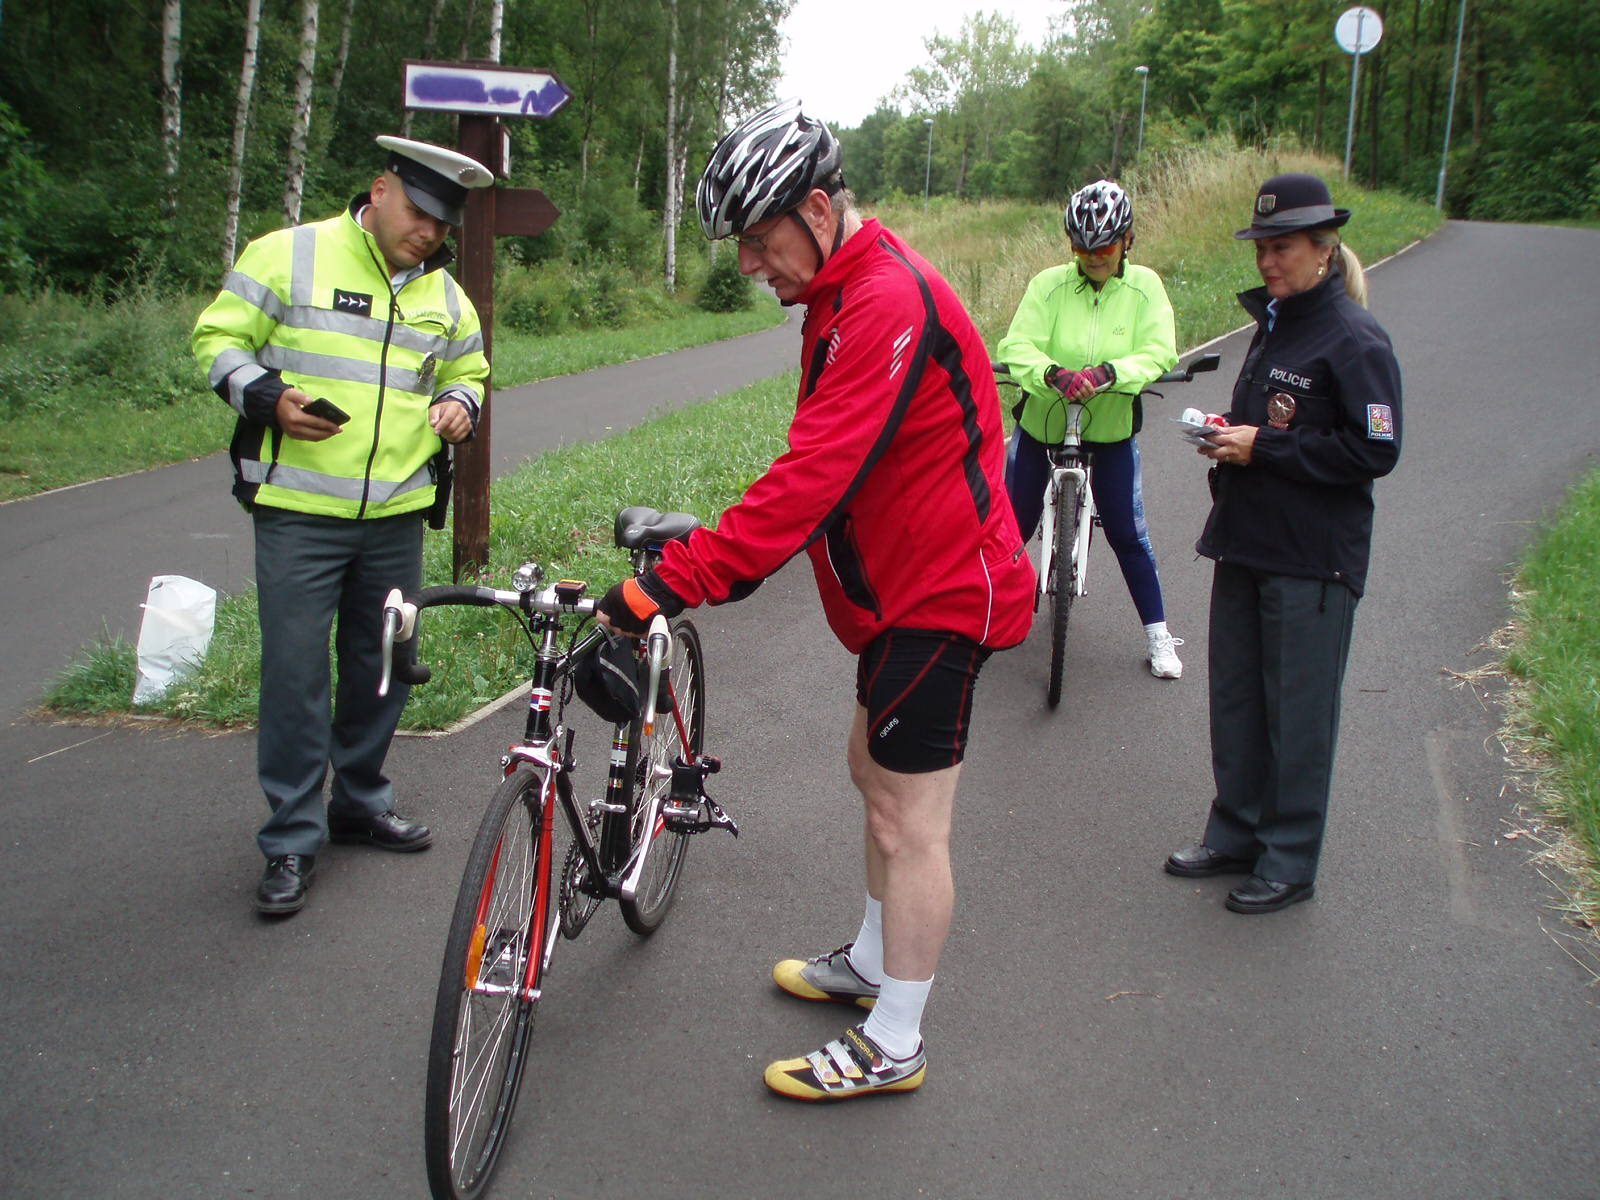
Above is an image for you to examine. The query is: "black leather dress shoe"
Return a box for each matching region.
[256,854,315,915]
[1225,875,1315,914]
[1164,843,1252,877]
[327,809,433,852]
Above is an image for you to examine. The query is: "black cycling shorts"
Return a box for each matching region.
[855,629,990,774]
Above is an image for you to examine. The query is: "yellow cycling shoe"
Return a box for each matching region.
[764,1025,926,1101]
[772,944,879,1009]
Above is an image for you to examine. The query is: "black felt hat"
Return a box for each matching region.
[374,135,492,226]
[1234,173,1351,240]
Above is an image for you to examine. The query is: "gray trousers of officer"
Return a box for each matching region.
[252,507,422,859]
[1202,562,1357,884]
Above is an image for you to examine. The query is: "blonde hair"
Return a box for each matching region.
[1310,227,1368,308]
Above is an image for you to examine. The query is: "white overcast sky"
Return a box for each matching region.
[774,0,1068,129]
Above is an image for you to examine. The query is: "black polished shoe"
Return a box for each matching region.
[327,809,433,852]
[1225,875,1315,914]
[256,854,315,915]
[1164,843,1252,878]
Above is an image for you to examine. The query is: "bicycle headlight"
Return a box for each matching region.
[511,561,543,593]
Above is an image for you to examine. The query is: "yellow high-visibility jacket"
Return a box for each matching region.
[192,196,489,520]
[998,261,1177,445]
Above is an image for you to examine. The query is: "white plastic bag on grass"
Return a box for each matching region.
[133,575,217,704]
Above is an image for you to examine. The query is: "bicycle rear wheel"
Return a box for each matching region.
[1047,479,1085,709]
[424,766,549,1200]
[619,617,705,935]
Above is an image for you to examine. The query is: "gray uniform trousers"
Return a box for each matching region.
[252,507,422,859]
[1202,562,1358,884]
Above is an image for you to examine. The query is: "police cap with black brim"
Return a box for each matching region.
[1234,173,1351,240]
[374,135,494,227]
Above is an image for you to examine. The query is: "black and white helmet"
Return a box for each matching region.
[696,98,843,240]
[1064,179,1133,250]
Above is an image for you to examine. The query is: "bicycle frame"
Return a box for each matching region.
[1034,402,1095,605]
[381,582,699,1004]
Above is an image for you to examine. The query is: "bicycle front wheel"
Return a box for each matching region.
[424,766,549,1200]
[619,617,705,935]
[1047,479,1085,709]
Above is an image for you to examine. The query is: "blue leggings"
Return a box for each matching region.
[1004,425,1166,625]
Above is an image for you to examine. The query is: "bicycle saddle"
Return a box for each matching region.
[614,506,701,550]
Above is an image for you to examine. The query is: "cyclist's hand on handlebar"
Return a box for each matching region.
[596,570,684,637]
[1069,363,1115,399]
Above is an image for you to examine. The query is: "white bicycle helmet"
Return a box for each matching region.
[696,98,843,240]
[1064,179,1133,250]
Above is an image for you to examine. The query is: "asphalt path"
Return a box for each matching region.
[3,221,1597,1199]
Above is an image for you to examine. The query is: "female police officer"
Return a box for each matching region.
[1164,174,1402,913]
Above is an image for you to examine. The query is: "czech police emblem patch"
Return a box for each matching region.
[1366,403,1395,440]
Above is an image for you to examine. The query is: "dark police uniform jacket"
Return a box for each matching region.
[1196,267,1402,597]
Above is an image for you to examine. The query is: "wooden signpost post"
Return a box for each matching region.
[401,59,570,579]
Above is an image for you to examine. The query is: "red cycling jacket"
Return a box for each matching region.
[655,219,1035,655]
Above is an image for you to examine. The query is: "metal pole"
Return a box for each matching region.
[1135,66,1149,157]
[923,118,934,211]
[1436,0,1467,209]
[1342,9,1366,179]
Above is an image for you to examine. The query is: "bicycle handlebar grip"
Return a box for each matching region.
[393,636,432,687]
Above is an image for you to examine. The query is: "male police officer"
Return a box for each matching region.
[193,136,492,916]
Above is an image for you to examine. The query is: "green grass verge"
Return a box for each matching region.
[44,372,801,730]
[1503,468,1600,925]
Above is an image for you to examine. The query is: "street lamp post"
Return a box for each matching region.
[1134,65,1150,157]
[1435,0,1467,209]
[923,118,934,211]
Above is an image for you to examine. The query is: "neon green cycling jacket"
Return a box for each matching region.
[997,260,1177,445]
[192,197,489,519]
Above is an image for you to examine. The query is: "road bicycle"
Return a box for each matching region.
[378,506,739,1200]
[994,353,1220,707]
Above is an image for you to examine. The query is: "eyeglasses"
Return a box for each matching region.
[732,229,774,252]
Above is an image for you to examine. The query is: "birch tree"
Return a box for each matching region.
[221,0,265,268]
[282,0,320,226]
[662,0,681,291]
[402,0,449,137]
[160,0,182,218]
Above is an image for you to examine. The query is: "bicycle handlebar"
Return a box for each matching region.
[378,583,600,697]
[993,351,1220,389]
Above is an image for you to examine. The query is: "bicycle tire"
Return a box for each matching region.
[618,617,705,935]
[1047,479,1084,709]
[423,766,548,1200]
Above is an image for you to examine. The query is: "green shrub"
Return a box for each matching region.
[497,265,571,336]
[697,250,753,313]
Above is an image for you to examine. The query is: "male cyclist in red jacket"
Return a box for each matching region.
[597,99,1034,1101]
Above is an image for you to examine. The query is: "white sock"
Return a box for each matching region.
[862,972,933,1060]
[846,895,883,986]
[1144,621,1170,644]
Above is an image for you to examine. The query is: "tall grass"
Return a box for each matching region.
[870,139,1443,351]
[1503,470,1600,924]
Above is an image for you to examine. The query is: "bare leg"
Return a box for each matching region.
[849,705,959,982]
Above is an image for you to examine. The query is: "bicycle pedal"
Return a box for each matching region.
[588,799,627,815]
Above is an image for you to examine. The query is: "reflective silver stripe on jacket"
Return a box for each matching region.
[256,345,434,395]
[238,458,433,504]
[222,272,287,323]
[209,351,269,415]
[291,225,318,307]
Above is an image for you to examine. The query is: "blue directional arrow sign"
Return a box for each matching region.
[402,61,571,118]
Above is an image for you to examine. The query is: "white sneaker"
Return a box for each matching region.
[1147,631,1184,679]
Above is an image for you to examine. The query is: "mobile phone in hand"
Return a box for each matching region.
[303,397,351,425]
